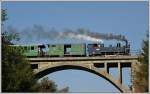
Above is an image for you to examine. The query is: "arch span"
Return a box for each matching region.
[34,63,131,93]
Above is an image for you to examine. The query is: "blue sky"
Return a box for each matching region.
[2,1,148,92]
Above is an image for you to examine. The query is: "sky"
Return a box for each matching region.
[2,1,149,92]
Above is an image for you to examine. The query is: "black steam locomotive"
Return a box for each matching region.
[87,42,130,56]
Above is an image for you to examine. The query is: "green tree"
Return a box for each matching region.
[1,9,69,92]
[58,86,69,93]
[134,32,149,92]
[1,9,7,22]
[38,77,69,92]
[2,45,38,92]
[38,77,57,92]
[140,32,149,92]
[2,9,38,92]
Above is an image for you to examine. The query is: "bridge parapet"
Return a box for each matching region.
[27,56,138,61]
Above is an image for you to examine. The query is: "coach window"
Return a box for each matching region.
[93,44,98,47]
[24,47,27,51]
[31,46,34,50]
[64,44,71,54]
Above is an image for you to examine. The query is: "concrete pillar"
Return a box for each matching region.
[118,62,122,83]
[89,64,92,69]
[104,62,109,74]
[131,61,138,92]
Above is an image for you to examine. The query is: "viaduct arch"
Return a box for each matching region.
[34,63,131,93]
[28,56,139,93]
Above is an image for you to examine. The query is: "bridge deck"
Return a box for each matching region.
[27,56,138,62]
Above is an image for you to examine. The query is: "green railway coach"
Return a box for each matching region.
[64,44,86,56]
[47,43,86,57]
[11,45,39,57]
[47,44,64,57]
[10,43,86,57]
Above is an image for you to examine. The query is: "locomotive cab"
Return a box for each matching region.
[87,43,103,56]
[125,43,130,55]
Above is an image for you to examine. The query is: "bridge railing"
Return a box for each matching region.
[130,50,141,56]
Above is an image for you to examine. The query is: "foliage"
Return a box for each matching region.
[58,86,69,93]
[38,77,57,92]
[134,32,149,92]
[2,25,38,92]
[2,46,38,92]
[1,9,69,92]
[1,9,38,92]
[2,30,40,92]
[142,33,149,65]
[37,77,69,92]
[1,9,8,22]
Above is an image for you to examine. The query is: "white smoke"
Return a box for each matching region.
[68,33,103,43]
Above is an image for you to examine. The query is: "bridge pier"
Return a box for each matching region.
[104,62,108,73]
[131,61,141,92]
[118,62,122,84]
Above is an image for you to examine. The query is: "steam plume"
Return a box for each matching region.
[62,28,127,43]
[15,25,127,44]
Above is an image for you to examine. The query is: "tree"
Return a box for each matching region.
[1,9,8,22]
[58,86,69,93]
[38,77,69,92]
[38,77,57,92]
[134,32,149,92]
[2,46,38,92]
[1,9,69,92]
[2,9,38,92]
[2,28,39,92]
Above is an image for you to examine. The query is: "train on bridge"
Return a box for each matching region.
[11,42,130,57]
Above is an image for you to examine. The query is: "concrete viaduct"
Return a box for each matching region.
[27,56,139,93]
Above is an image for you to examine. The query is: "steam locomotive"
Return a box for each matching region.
[11,42,130,57]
